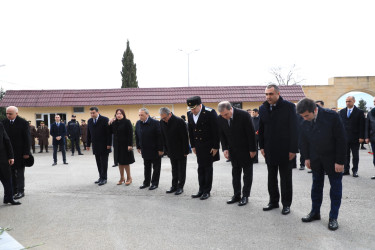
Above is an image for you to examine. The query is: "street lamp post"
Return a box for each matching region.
[179,49,199,87]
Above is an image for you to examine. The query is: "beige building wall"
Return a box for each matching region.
[303,76,375,109]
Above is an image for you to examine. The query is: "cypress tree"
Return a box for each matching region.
[121,40,138,88]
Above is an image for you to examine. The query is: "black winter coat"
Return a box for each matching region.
[135,117,163,160]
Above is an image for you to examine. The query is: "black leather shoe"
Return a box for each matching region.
[238,197,248,206]
[63,162,68,165]
[52,162,57,166]
[13,192,25,200]
[94,179,101,184]
[139,184,150,189]
[166,187,177,193]
[227,196,241,204]
[78,153,84,155]
[98,180,107,186]
[112,164,118,168]
[191,191,203,198]
[226,159,231,162]
[328,218,339,230]
[343,171,350,175]
[175,188,184,195]
[308,170,313,173]
[371,176,375,179]
[38,151,43,153]
[263,203,279,211]
[281,206,290,215]
[299,166,305,170]
[353,172,359,177]
[149,185,158,190]
[200,193,210,200]
[4,199,21,205]
[301,212,321,222]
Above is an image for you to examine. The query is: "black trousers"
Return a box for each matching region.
[267,162,293,207]
[231,156,253,198]
[39,145,48,152]
[11,166,25,194]
[70,137,81,154]
[254,137,259,162]
[345,142,360,173]
[0,163,13,201]
[196,147,214,194]
[170,157,187,189]
[143,158,161,186]
[53,142,66,163]
[300,153,305,167]
[95,153,109,181]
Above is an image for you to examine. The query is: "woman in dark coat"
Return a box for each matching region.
[110,109,135,185]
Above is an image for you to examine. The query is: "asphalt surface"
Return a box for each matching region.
[1,148,375,250]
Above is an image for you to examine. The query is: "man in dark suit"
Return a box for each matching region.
[297,98,346,231]
[259,84,298,215]
[50,114,68,166]
[29,121,37,153]
[159,107,189,195]
[218,101,256,206]
[339,96,365,177]
[187,96,220,200]
[37,121,49,153]
[3,106,31,200]
[136,108,163,190]
[86,107,112,186]
[0,121,21,205]
[251,108,260,164]
[67,114,83,156]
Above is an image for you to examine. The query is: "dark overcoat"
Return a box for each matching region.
[339,106,365,143]
[135,117,163,160]
[87,115,112,155]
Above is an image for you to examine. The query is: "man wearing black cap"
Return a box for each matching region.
[187,96,220,200]
[67,115,83,156]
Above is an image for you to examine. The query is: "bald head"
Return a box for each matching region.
[345,96,355,109]
[6,106,18,120]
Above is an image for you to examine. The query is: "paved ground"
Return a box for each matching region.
[1,148,375,250]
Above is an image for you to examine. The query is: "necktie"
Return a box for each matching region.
[347,109,351,118]
[94,118,97,124]
[229,118,233,127]
[10,120,13,125]
[57,123,59,127]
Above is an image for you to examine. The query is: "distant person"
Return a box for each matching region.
[365,97,375,180]
[252,108,260,164]
[297,98,346,231]
[29,121,37,153]
[80,119,88,150]
[50,115,68,166]
[67,115,83,156]
[37,121,49,153]
[339,96,365,177]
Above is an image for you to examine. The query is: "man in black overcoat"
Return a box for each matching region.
[218,101,256,206]
[339,96,365,177]
[187,96,220,200]
[259,84,298,215]
[3,106,30,200]
[136,108,163,190]
[0,121,21,205]
[298,98,346,231]
[159,107,189,195]
[50,114,68,165]
[86,107,112,186]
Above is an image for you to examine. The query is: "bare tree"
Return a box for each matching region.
[269,64,305,85]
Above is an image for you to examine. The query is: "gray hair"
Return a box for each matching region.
[6,106,19,113]
[266,84,280,93]
[159,107,171,115]
[218,101,232,112]
[139,108,149,115]
[347,96,355,101]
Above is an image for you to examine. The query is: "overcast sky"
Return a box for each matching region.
[0,0,374,92]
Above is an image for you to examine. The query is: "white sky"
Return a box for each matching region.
[0,0,374,90]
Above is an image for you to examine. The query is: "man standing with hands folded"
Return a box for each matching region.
[297,98,346,231]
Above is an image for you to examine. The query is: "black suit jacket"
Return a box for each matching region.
[218,108,256,162]
[2,116,30,168]
[188,105,220,162]
[160,114,189,160]
[87,115,112,155]
[300,107,347,174]
[0,122,14,166]
[339,106,365,143]
[50,122,67,145]
[135,117,163,160]
[259,96,298,165]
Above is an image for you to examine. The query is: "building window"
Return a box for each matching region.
[231,102,243,109]
[73,107,84,113]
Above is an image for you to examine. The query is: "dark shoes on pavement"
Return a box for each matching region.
[200,193,210,200]
[139,184,150,189]
[282,206,290,215]
[299,166,305,170]
[175,188,183,195]
[166,187,177,193]
[149,185,158,190]
[353,172,359,177]
[191,192,203,198]
[328,218,339,230]
[13,192,25,200]
[227,196,241,204]
[302,212,321,222]
[238,197,248,206]
[3,199,21,205]
[371,176,375,179]
[263,203,279,211]
[98,180,107,186]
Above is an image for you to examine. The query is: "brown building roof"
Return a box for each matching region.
[0,85,305,107]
